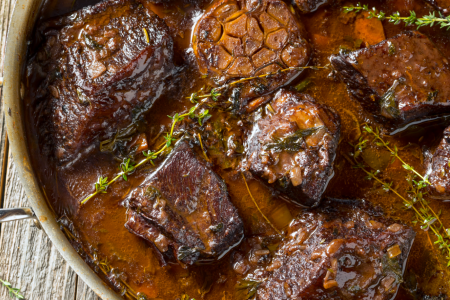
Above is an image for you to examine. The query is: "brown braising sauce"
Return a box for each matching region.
[23,0,450,298]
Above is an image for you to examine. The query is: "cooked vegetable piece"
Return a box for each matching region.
[192,0,311,111]
[31,0,174,164]
[331,31,450,130]
[241,199,415,299]
[242,89,340,207]
[124,140,244,266]
[353,12,386,46]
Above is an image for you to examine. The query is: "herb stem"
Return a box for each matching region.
[350,126,450,266]
[81,97,211,205]
[197,133,210,163]
[344,3,450,30]
[0,279,24,299]
[82,65,329,204]
[241,172,281,235]
[228,66,327,87]
[364,125,431,184]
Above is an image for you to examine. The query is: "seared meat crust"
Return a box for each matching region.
[294,0,336,13]
[331,31,450,129]
[427,126,450,199]
[192,0,311,110]
[243,89,340,207]
[125,140,244,266]
[243,199,415,299]
[31,0,174,164]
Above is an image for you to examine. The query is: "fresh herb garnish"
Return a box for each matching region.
[177,246,199,261]
[0,279,24,299]
[235,279,261,300]
[264,126,323,152]
[348,125,450,267]
[344,3,450,30]
[120,158,135,181]
[427,90,439,102]
[209,222,224,233]
[84,34,103,50]
[242,173,281,235]
[294,79,311,92]
[81,66,329,205]
[99,123,137,153]
[388,41,396,56]
[81,90,218,204]
[76,87,90,106]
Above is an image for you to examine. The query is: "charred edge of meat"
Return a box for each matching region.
[31,0,175,165]
[330,30,450,130]
[125,139,244,266]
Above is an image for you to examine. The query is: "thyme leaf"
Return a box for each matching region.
[177,246,199,261]
[209,222,224,233]
[348,125,450,268]
[235,279,261,300]
[84,34,103,50]
[294,79,311,92]
[81,65,329,205]
[264,126,323,152]
[0,279,24,299]
[120,158,135,181]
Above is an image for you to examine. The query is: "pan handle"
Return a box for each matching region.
[0,207,41,228]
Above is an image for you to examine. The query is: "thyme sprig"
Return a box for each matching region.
[187,66,328,103]
[81,93,215,204]
[0,279,24,299]
[344,3,450,30]
[348,126,450,266]
[241,172,281,235]
[225,66,328,87]
[81,65,330,204]
[363,125,431,185]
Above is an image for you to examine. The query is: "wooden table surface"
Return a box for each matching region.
[0,0,101,298]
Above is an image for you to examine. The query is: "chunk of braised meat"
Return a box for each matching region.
[30,0,174,164]
[427,126,450,199]
[124,140,244,266]
[423,0,450,15]
[242,89,340,207]
[294,0,337,13]
[192,0,311,111]
[236,199,415,300]
[330,31,450,130]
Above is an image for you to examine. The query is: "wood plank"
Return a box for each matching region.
[0,154,79,299]
[0,0,101,297]
[76,278,101,300]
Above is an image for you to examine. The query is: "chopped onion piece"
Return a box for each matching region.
[387,244,402,258]
[289,166,303,186]
[323,279,338,289]
[269,203,293,230]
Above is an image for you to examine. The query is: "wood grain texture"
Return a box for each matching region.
[0,0,101,298]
